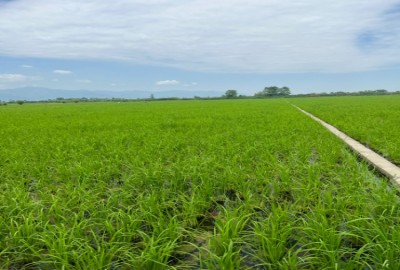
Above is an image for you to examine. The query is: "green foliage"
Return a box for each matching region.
[16,100,24,105]
[223,89,238,99]
[293,89,396,97]
[0,100,399,268]
[292,95,400,163]
[255,86,291,97]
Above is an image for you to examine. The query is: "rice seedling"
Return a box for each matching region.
[1,99,400,269]
[291,95,400,164]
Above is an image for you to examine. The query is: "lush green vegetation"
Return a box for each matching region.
[255,86,291,97]
[1,100,400,269]
[291,89,399,98]
[292,96,400,164]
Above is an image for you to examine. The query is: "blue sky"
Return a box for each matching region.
[0,0,400,95]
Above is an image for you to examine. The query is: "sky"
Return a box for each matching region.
[0,0,400,95]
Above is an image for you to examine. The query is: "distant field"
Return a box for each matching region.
[292,95,400,164]
[1,100,400,269]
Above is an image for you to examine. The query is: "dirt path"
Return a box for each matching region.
[292,104,400,188]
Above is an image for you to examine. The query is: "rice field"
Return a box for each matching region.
[1,99,400,269]
[291,95,400,164]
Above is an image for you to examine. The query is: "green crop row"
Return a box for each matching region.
[292,95,400,164]
[0,100,399,269]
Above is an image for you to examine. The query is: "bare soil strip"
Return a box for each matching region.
[292,104,400,187]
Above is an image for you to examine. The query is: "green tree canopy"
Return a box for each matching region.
[223,89,238,99]
[255,86,291,97]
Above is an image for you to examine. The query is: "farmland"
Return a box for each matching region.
[1,99,400,269]
[292,96,400,164]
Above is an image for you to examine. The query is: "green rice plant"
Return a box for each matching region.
[200,207,250,269]
[129,223,181,269]
[346,216,400,268]
[250,204,298,268]
[1,100,400,269]
[292,95,400,164]
[210,207,250,256]
[204,239,243,270]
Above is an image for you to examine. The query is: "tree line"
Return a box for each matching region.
[2,88,400,104]
[223,86,291,99]
[222,88,400,99]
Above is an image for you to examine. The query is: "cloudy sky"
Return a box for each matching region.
[0,0,399,95]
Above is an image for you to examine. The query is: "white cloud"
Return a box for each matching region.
[21,65,33,68]
[0,73,38,83]
[156,80,180,86]
[183,82,198,87]
[53,69,72,75]
[0,0,399,73]
[77,79,92,83]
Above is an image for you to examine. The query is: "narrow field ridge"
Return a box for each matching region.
[292,104,400,187]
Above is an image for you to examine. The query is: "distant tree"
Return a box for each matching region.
[375,89,388,94]
[280,86,291,96]
[224,89,238,99]
[16,100,24,105]
[265,86,279,96]
[150,94,155,99]
[255,86,291,97]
